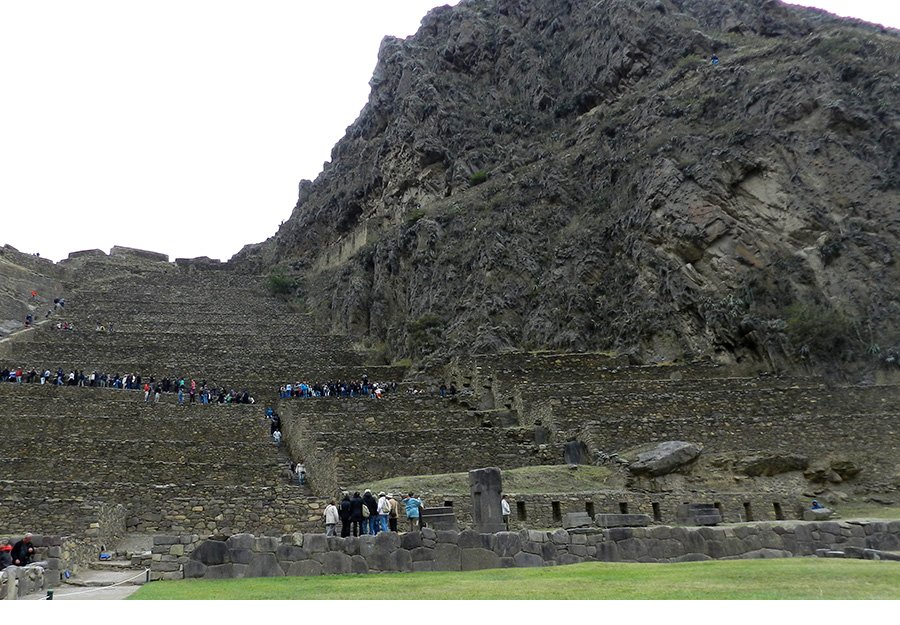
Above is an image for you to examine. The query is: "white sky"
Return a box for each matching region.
[0,1,897,263]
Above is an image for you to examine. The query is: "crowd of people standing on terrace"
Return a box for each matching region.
[1,365,254,405]
[323,490,425,537]
[278,376,398,399]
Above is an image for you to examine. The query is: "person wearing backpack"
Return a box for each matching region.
[362,489,378,535]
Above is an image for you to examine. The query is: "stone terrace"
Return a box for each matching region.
[453,352,900,502]
[0,383,314,536]
[0,252,398,545]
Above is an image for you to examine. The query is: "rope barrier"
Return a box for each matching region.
[39,568,150,600]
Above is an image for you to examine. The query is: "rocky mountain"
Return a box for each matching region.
[234,0,900,374]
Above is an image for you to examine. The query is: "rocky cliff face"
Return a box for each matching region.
[234,0,900,372]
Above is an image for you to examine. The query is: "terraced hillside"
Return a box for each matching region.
[1,245,898,580]
[0,247,403,548]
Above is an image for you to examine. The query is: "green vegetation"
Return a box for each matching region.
[407,313,444,356]
[405,208,427,225]
[785,301,853,360]
[266,271,295,296]
[130,559,900,600]
[469,170,489,186]
[352,465,615,496]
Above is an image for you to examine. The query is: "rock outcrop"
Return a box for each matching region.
[234,0,900,374]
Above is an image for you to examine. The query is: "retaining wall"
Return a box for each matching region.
[149,520,900,581]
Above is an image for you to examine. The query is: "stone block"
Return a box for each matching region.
[457,529,488,549]
[571,534,587,545]
[499,557,516,568]
[230,549,253,565]
[803,509,835,522]
[232,564,249,579]
[365,547,396,572]
[524,529,546,543]
[396,548,413,573]
[290,533,304,547]
[422,527,436,541]
[490,532,522,558]
[569,544,588,557]
[336,536,359,556]
[436,530,459,544]
[351,555,369,574]
[357,535,376,556]
[276,545,309,562]
[460,548,501,572]
[191,540,228,565]
[410,546,433,562]
[246,553,283,577]
[541,542,558,561]
[434,544,461,571]
[412,561,434,573]
[401,532,423,550]
[550,529,570,545]
[595,514,652,528]
[321,552,352,575]
[740,549,792,559]
[169,544,184,557]
[513,551,545,567]
[305,534,328,553]
[154,534,179,545]
[255,537,280,553]
[563,512,592,529]
[374,532,400,551]
[204,563,234,579]
[183,560,207,579]
[226,534,255,551]
[287,560,322,577]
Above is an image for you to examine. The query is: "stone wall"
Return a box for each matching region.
[280,401,555,495]
[150,520,900,580]
[0,481,325,536]
[402,489,808,529]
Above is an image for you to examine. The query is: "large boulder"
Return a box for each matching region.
[626,442,702,477]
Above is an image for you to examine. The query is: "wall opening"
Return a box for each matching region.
[516,501,527,521]
[618,502,629,514]
[552,501,562,522]
[585,501,595,518]
[714,502,723,521]
[652,502,662,522]
[743,502,754,522]
[443,501,453,508]
[773,502,785,520]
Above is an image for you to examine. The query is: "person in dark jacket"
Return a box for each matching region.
[349,492,364,537]
[362,489,379,535]
[11,533,35,566]
[339,492,352,538]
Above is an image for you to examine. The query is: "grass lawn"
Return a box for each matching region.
[354,464,616,496]
[129,558,900,600]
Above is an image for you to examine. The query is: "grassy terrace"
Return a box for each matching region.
[130,559,900,600]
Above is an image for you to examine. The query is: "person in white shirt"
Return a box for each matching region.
[501,494,511,530]
[377,492,391,533]
[324,500,340,536]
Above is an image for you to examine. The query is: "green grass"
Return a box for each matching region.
[352,464,615,496]
[130,559,900,600]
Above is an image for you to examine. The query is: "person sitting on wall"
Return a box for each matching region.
[811,500,823,510]
[11,533,35,566]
